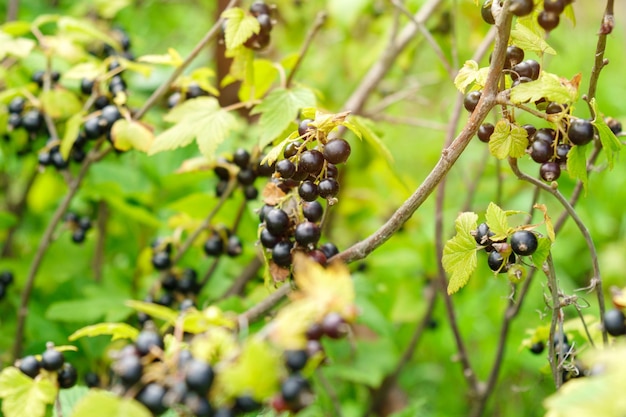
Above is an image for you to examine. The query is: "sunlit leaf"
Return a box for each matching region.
[510,22,556,55]
[68,323,139,342]
[40,87,82,120]
[1,21,32,36]
[92,0,132,19]
[70,390,151,417]
[591,99,621,170]
[533,203,555,242]
[63,62,102,80]
[443,212,479,295]
[252,87,316,148]
[0,33,36,59]
[58,17,120,49]
[110,119,154,152]
[222,8,260,50]
[510,72,579,105]
[125,300,178,324]
[566,143,588,190]
[485,202,509,240]
[347,115,394,165]
[489,119,529,160]
[531,237,551,270]
[0,367,57,417]
[137,48,183,67]
[60,112,84,159]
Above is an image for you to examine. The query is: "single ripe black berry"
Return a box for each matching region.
[51,151,68,170]
[244,185,259,200]
[534,128,556,144]
[477,123,495,143]
[298,119,314,136]
[285,350,308,372]
[94,95,110,110]
[250,1,271,17]
[530,341,545,355]
[115,352,143,386]
[510,0,534,16]
[135,329,164,356]
[80,78,95,95]
[298,180,319,202]
[323,139,351,164]
[203,235,224,257]
[506,45,525,69]
[109,75,127,95]
[318,178,340,199]
[463,91,482,113]
[319,242,339,259]
[185,392,214,417]
[603,309,626,336]
[540,161,561,182]
[72,229,87,243]
[265,208,290,236]
[234,395,262,413]
[294,221,321,247]
[41,348,65,371]
[568,118,594,146]
[606,118,622,135]
[178,269,199,294]
[303,201,324,222]
[321,312,348,339]
[260,228,280,248]
[481,0,495,25]
[544,0,565,14]
[510,230,538,256]
[272,240,293,267]
[257,159,275,176]
[0,271,14,286]
[233,148,251,169]
[21,110,43,132]
[185,83,207,99]
[473,222,494,246]
[281,374,308,403]
[538,10,560,31]
[299,150,325,175]
[257,13,273,35]
[237,168,257,186]
[151,251,171,270]
[276,159,296,178]
[284,141,302,159]
[8,96,25,114]
[136,383,167,415]
[57,363,78,389]
[487,251,515,273]
[530,139,553,163]
[185,359,214,395]
[18,355,41,378]
[546,102,566,115]
[100,105,122,130]
[523,124,537,139]
[8,113,21,128]
[226,235,243,257]
[556,144,571,163]
[84,116,103,139]
[84,371,100,388]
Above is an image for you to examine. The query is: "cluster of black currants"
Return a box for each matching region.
[213,148,274,201]
[64,211,92,244]
[141,268,200,319]
[528,332,584,382]
[203,227,244,259]
[89,27,134,61]
[271,350,313,413]
[15,342,78,389]
[304,312,349,357]
[473,223,538,282]
[0,270,14,301]
[166,83,211,108]
[481,0,573,31]
[6,88,48,136]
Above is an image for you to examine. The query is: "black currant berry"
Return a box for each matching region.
[21,110,43,132]
[257,159,275,176]
[546,102,566,114]
[463,91,482,113]
[18,355,41,378]
[250,1,271,17]
[226,235,243,257]
[276,159,296,179]
[538,10,560,31]
[185,83,207,99]
[506,45,525,68]
[51,152,68,170]
[235,395,262,413]
[543,0,565,14]
[260,228,280,248]
[72,229,87,244]
[285,350,308,372]
[510,0,534,16]
[167,92,181,108]
[302,201,324,222]
[272,240,293,267]
[257,13,273,35]
[57,363,78,389]
[298,119,313,136]
[295,222,321,247]
[487,251,515,273]
[323,139,351,164]
[265,208,290,236]
[177,270,199,294]
[540,161,561,182]
[534,128,556,144]
[84,372,100,388]
[244,185,259,200]
[109,75,127,95]
[318,178,339,199]
[136,330,164,357]
[325,163,338,178]
[151,251,171,270]
[320,242,339,259]
[8,96,25,114]
[100,105,122,129]
[0,271,14,286]
[298,180,319,202]
[41,348,65,371]
[281,374,308,403]
[481,0,495,25]
[115,352,143,386]
[530,139,553,163]
[237,168,257,186]
[556,144,571,163]
[603,309,626,336]
[321,312,348,339]
[233,148,251,169]
[185,359,214,395]
[530,341,545,355]
[203,235,224,257]
[606,118,622,135]
[185,392,214,417]
[568,119,594,146]
[510,230,538,256]
[80,78,95,95]
[94,96,110,110]
[136,383,167,415]
[477,123,495,143]
[473,223,494,246]
[284,141,303,159]
[8,113,21,129]
[523,124,537,139]
[84,116,103,139]
[299,150,325,175]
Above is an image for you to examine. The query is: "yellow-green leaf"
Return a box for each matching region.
[566,142,588,190]
[58,17,120,49]
[92,0,133,19]
[1,21,32,36]
[533,203,555,242]
[510,22,556,55]
[110,119,154,152]
[0,33,35,60]
[125,300,178,324]
[0,367,57,417]
[70,390,151,417]
[40,87,82,120]
[591,99,621,170]
[485,202,509,240]
[68,323,139,342]
[443,212,479,295]
[137,48,183,67]
[510,72,578,105]
[60,112,85,159]
[489,119,529,160]
[531,237,551,270]
[222,8,260,50]
[347,115,394,165]
[63,62,102,80]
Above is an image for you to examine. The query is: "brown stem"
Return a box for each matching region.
[586,0,614,103]
[7,0,18,21]
[285,11,327,89]
[219,255,263,299]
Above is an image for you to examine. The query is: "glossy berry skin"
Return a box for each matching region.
[535,128,556,144]
[18,355,41,378]
[100,105,121,130]
[260,228,280,248]
[84,372,100,388]
[226,235,243,257]
[115,354,143,386]
[477,123,494,143]
[540,161,561,182]
[151,251,171,270]
[80,78,95,95]
[135,329,164,356]
[272,240,293,267]
[546,102,566,114]
[473,223,494,246]
[237,168,257,185]
[285,350,308,372]
[516,60,541,81]
[322,312,348,339]
[281,374,308,403]
[298,180,319,202]
[235,395,262,413]
[232,148,251,169]
[323,139,351,164]
[203,235,224,257]
[84,116,103,139]
[298,119,313,136]
[303,201,324,222]
[295,222,321,247]
[41,348,65,371]
[506,45,525,68]
[284,141,302,158]
[318,178,340,199]
[603,309,626,336]
[137,383,167,415]
[544,0,565,14]
[185,359,214,395]
[538,10,560,31]
[510,0,534,16]
[320,242,339,259]
[299,150,325,175]
[57,363,78,389]
[487,251,515,273]
[481,0,495,24]
[276,159,296,178]
[463,91,482,112]
[530,140,553,163]
[511,231,538,257]
[250,1,271,17]
[568,119,594,146]
[265,208,290,236]
[523,124,537,139]
[530,341,545,355]
[8,96,26,114]
[72,229,87,244]
[21,110,43,132]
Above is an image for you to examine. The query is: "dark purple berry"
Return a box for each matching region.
[302,201,324,222]
[298,180,319,202]
[276,159,296,179]
[151,252,171,270]
[530,341,545,355]
[135,329,164,356]
[319,242,339,259]
[265,208,290,236]
[8,96,25,114]
[298,119,314,136]
[272,240,293,267]
[321,312,348,339]
[510,230,538,256]
[185,359,214,395]
[136,383,167,415]
[510,0,534,16]
[604,309,626,336]
[203,235,224,257]
[260,228,281,248]
[538,10,560,31]
[250,1,271,17]
[299,150,325,175]
[506,45,525,68]
[294,222,321,247]
[543,0,565,14]
[41,348,65,371]
[568,119,594,146]
[323,139,351,164]
[58,363,78,389]
[233,148,251,169]
[540,161,561,182]
[530,139,553,163]
[285,350,308,372]
[481,0,495,24]
[477,123,495,143]
[18,355,40,378]
[464,91,482,112]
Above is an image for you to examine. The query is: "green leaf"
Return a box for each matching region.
[149,97,238,161]
[0,367,57,417]
[485,202,509,240]
[46,298,132,323]
[237,58,279,101]
[443,212,479,295]
[58,17,120,49]
[510,72,578,105]
[347,115,394,165]
[110,120,154,153]
[222,8,260,50]
[453,60,488,93]
[251,87,316,148]
[54,386,90,417]
[566,143,588,190]
[510,22,556,55]
[591,99,621,170]
[92,0,132,19]
[0,33,36,59]
[488,119,529,160]
[220,339,281,401]
[260,131,300,166]
[70,390,151,417]
[531,237,551,270]
[1,21,32,36]
[62,62,102,81]
[60,112,85,160]
[125,300,178,324]
[563,4,576,25]
[69,323,139,342]
[40,88,82,120]
[0,211,18,229]
[137,48,183,67]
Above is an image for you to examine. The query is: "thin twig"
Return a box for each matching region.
[219,255,263,299]
[586,0,614,104]
[285,11,327,88]
[93,200,108,283]
[1,167,38,258]
[7,0,18,21]
[544,254,564,388]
